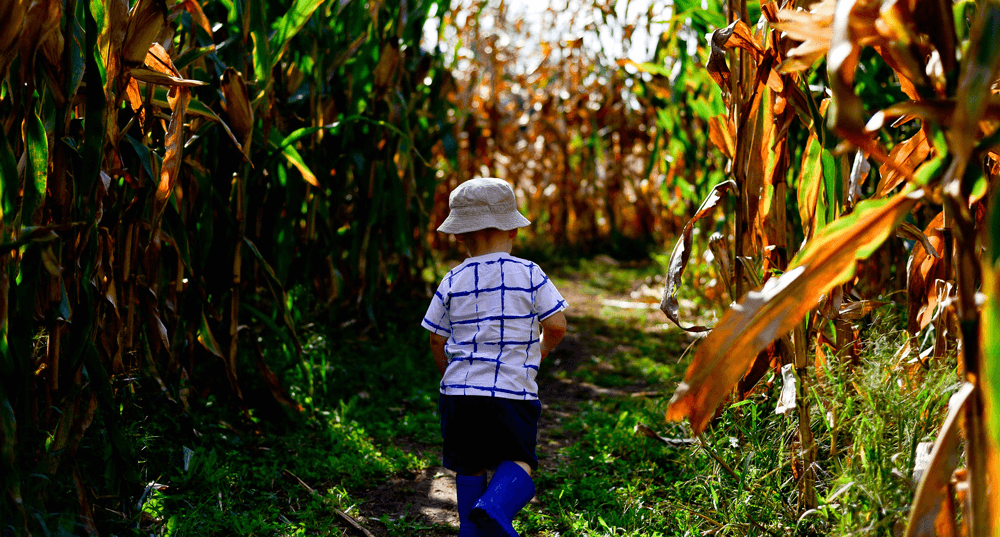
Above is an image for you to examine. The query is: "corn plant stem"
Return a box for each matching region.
[946,193,988,535]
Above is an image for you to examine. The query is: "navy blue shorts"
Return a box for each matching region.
[438,394,541,475]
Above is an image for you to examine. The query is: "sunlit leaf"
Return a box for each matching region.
[266,128,319,187]
[877,127,930,196]
[153,88,190,223]
[667,188,923,433]
[269,0,324,70]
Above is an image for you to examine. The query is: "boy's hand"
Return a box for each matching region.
[429,333,449,375]
[539,311,567,362]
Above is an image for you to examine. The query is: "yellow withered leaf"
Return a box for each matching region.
[0,0,27,77]
[221,68,254,151]
[877,127,930,197]
[121,0,166,66]
[666,187,923,434]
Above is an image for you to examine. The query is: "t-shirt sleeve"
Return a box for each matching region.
[533,265,568,321]
[421,279,452,336]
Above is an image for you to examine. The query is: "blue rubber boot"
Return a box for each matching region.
[470,461,535,537]
[456,474,488,537]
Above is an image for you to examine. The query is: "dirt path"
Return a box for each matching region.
[356,274,672,536]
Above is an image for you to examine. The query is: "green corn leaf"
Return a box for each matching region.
[0,125,18,227]
[270,0,324,70]
[22,111,48,224]
[983,183,1000,530]
[67,4,85,99]
[264,128,319,187]
[124,134,156,183]
[173,44,216,70]
[819,149,836,229]
[249,0,271,89]
[81,2,107,200]
[798,132,824,238]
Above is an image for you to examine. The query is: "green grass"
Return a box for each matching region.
[125,258,959,537]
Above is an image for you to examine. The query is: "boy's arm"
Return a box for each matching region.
[539,311,567,362]
[429,332,449,375]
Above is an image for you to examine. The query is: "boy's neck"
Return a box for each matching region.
[464,230,514,257]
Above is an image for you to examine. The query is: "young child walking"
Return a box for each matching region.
[421,177,568,537]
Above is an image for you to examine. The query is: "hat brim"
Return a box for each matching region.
[437,212,531,234]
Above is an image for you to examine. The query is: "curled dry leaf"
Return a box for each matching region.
[659,180,736,333]
[667,188,923,434]
[706,22,737,91]
[906,211,946,335]
[896,221,940,259]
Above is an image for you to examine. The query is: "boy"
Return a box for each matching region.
[422,177,568,537]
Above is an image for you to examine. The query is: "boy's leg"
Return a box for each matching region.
[471,460,535,537]
[456,470,488,537]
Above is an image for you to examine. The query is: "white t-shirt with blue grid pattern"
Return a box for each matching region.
[421,252,568,400]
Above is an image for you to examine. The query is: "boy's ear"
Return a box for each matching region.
[456,233,467,242]
[508,229,517,239]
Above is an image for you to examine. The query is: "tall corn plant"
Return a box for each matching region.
[657,0,999,532]
[0,0,450,532]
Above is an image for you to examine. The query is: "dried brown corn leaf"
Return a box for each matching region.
[221,68,254,152]
[122,0,166,66]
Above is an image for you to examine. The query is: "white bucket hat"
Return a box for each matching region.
[437,177,531,234]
